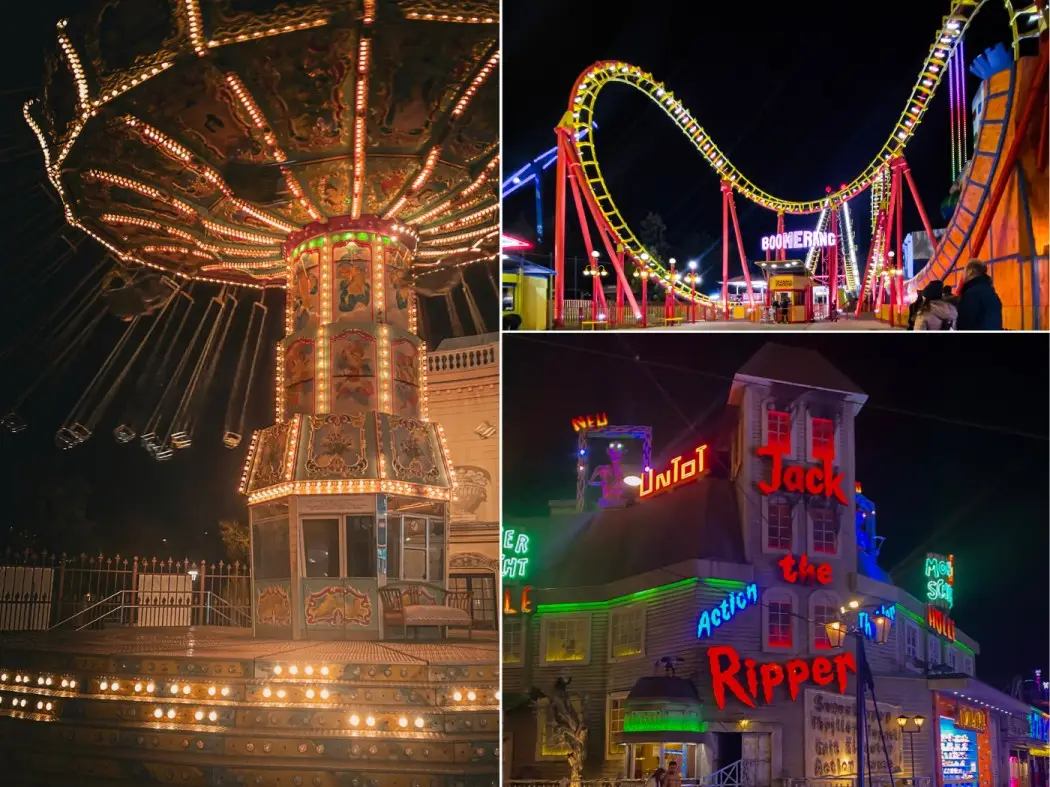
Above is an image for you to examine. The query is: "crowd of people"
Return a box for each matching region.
[907,259,1004,331]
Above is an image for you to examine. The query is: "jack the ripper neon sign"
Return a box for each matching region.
[640,444,709,499]
[757,444,847,504]
[572,412,609,432]
[707,645,857,709]
[697,584,758,639]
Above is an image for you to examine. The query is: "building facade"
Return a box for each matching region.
[503,345,1048,786]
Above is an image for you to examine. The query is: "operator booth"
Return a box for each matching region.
[758,260,813,323]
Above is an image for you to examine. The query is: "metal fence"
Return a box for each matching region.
[0,550,251,631]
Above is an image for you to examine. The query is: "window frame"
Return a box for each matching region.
[927,633,940,666]
[762,495,795,555]
[762,588,797,653]
[502,615,524,665]
[961,654,974,677]
[810,416,836,461]
[535,696,583,760]
[808,590,840,655]
[605,691,629,757]
[540,612,592,666]
[946,645,957,672]
[608,604,646,662]
[903,621,922,671]
[390,514,445,583]
[808,502,839,557]
[767,409,792,452]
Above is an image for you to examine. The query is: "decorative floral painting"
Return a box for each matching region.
[256,584,292,627]
[248,421,290,492]
[304,413,370,479]
[292,250,319,333]
[391,338,421,418]
[284,338,315,414]
[304,584,373,627]
[385,264,413,331]
[385,415,442,486]
[333,242,372,318]
[329,328,378,412]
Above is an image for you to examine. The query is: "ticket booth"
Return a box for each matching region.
[615,676,709,781]
[767,273,813,323]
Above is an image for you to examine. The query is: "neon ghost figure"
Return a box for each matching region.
[589,442,627,506]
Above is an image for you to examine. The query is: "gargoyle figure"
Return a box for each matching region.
[588,442,626,505]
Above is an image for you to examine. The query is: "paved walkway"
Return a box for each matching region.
[669,315,899,331]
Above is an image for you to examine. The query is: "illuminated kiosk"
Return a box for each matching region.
[614,675,709,779]
[243,217,458,640]
[757,260,815,323]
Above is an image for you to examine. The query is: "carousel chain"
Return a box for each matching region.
[180,290,238,446]
[223,294,269,449]
[461,278,487,335]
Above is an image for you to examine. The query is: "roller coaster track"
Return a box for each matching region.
[560,0,1047,306]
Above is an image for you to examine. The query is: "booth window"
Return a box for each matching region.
[448,573,496,628]
[302,519,340,578]
[763,591,794,649]
[252,518,291,580]
[502,617,523,664]
[388,516,445,582]
[928,633,940,664]
[606,693,628,755]
[811,417,835,458]
[345,516,376,577]
[904,622,920,664]
[812,597,838,650]
[767,497,793,551]
[542,614,590,664]
[609,605,645,659]
[946,646,958,672]
[810,504,838,555]
[767,410,791,450]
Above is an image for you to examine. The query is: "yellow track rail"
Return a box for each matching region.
[563,1,1045,303]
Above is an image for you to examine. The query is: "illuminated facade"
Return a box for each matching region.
[503,344,1046,786]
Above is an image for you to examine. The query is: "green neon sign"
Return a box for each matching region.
[502,529,530,579]
[623,710,707,734]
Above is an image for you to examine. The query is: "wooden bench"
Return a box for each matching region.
[379,584,474,640]
[580,320,609,330]
[662,316,685,326]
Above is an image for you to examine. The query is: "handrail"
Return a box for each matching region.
[47,589,125,631]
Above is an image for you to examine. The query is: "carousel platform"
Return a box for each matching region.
[0,627,498,787]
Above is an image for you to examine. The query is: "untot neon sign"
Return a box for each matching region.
[697,583,758,639]
[640,444,708,499]
[502,529,530,579]
[761,231,838,251]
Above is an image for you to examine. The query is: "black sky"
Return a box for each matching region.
[503,0,1015,293]
[501,333,1049,690]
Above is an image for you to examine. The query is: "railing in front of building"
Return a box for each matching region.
[0,551,251,632]
[426,343,499,374]
[786,778,932,787]
[508,774,933,787]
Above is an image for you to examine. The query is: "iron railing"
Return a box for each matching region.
[0,550,251,631]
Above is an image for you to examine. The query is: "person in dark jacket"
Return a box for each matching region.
[956,260,1003,330]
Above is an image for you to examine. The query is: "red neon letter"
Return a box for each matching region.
[757,444,785,494]
[777,554,798,583]
[812,656,834,686]
[785,659,810,701]
[520,586,533,614]
[708,646,755,710]
[816,563,832,585]
[831,651,857,694]
[759,662,785,704]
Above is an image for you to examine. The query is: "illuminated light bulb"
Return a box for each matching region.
[170,685,179,695]
[320,667,329,676]
[349,714,360,727]
[183,685,191,695]
[398,717,408,728]
[167,709,176,719]
[62,679,69,688]
[414,717,424,728]
[320,689,329,700]
[100,681,109,691]
[111,682,120,691]
[0,673,6,682]
[288,666,298,676]
[467,691,477,702]
[208,711,217,722]
[366,716,376,727]
[154,708,164,719]
[195,711,204,721]
[19,699,26,707]
[453,691,463,702]
[37,677,44,686]
[134,683,142,693]
[37,701,43,710]
[276,690,286,699]
[306,689,315,699]
[273,666,282,675]
[263,688,272,698]
[144,682,151,693]
[208,687,216,696]
[221,687,230,697]
[495,691,501,701]
[45,703,52,711]
[70,680,77,689]
[14,675,22,683]
[45,678,52,686]
[304,666,314,676]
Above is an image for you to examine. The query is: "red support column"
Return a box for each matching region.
[776,211,786,261]
[900,159,939,253]
[641,273,648,328]
[725,185,756,309]
[855,208,887,316]
[894,162,905,319]
[721,186,730,319]
[615,247,624,326]
[827,207,839,320]
[553,132,569,329]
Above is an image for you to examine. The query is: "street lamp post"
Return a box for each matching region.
[825,601,893,787]
[896,714,925,786]
[687,260,699,323]
[583,249,607,323]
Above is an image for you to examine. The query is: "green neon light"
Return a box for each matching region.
[623,712,707,734]
[502,529,531,579]
[895,604,925,625]
[703,578,747,590]
[536,578,698,614]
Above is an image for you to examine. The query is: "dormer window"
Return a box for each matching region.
[811,417,835,459]
[768,410,791,451]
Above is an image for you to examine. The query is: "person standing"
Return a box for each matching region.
[914,281,958,330]
[956,260,1003,330]
[665,759,683,787]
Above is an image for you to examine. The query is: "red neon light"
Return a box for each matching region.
[757,444,847,505]
[501,233,533,250]
[571,412,608,432]
[503,586,534,615]
[777,554,833,585]
[926,605,956,642]
[707,645,856,709]
[639,445,709,499]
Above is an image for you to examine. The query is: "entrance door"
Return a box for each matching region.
[742,732,772,787]
[714,732,742,773]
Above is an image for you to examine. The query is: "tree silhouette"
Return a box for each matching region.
[219,519,250,564]
[638,212,671,263]
[531,678,587,787]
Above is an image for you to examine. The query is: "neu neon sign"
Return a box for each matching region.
[697,584,758,639]
[640,444,708,499]
[760,231,838,251]
[707,645,856,709]
[572,412,609,432]
[925,553,955,608]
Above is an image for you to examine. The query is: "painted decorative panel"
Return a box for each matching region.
[302,413,374,480]
[378,415,449,488]
[290,248,320,332]
[329,327,378,415]
[332,240,373,320]
[255,580,292,628]
[301,578,378,635]
[385,261,413,331]
[284,337,315,415]
[246,421,291,493]
[390,337,422,419]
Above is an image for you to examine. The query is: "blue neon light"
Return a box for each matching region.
[696,583,758,639]
[858,604,895,641]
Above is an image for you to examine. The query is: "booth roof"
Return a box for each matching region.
[736,342,867,399]
[537,476,745,588]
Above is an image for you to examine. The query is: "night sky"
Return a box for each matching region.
[503,0,1016,294]
[501,333,1049,690]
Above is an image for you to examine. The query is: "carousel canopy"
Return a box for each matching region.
[26,0,499,287]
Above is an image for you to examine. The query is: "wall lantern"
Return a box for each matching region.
[872,614,891,645]
[825,620,847,648]
[896,714,926,730]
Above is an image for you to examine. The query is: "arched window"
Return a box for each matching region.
[762,588,797,651]
[809,590,840,652]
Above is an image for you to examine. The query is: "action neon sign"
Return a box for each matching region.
[640,444,708,499]
[925,553,955,608]
[502,529,530,579]
[761,231,838,252]
[707,645,856,709]
[697,583,758,639]
[572,412,609,432]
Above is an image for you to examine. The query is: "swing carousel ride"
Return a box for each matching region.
[6,0,499,459]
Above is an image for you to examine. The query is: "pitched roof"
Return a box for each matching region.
[734,342,866,398]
